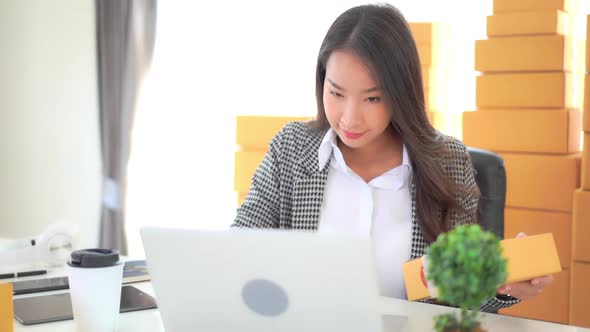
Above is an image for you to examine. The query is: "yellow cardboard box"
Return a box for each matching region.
[584,75,590,132]
[500,269,569,324]
[475,35,572,72]
[505,208,571,268]
[493,0,574,14]
[476,72,574,108]
[234,150,265,193]
[236,116,310,150]
[501,152,580,212]
[409,22,447,44]
[0,283,13,332]
[583,134,590,190]
[573,189,590,262]
[416,43,439,66]
[402,233,561,301]
[570,262,590,327]
[487,10,569,37]
[238,192,247,205]
[587,16,590,74]
[462,110,581,154]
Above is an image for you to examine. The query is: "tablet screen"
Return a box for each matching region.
[14,285,157,325]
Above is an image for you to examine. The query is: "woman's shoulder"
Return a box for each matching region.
[441,134,468,156]
[272,120,327,150]
[437,133,472,178]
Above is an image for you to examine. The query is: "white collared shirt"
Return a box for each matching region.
[317,129,413,299]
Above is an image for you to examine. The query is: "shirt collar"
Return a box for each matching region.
[317,128,413,189]
[318,128,338,171]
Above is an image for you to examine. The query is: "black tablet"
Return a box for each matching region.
[14,285,157,325]
[12,260,150,295]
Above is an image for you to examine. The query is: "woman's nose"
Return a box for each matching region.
[340,101,362,128]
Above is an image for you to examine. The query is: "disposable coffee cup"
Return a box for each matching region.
[66,249,124,332]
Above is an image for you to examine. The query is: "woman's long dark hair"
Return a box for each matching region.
[313,4,468,243]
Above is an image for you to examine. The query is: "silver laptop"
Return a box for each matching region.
[141,227,383,332]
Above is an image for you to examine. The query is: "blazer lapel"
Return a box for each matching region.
[291,128,329,231]
[409,180,427,259]
[292,170,328,230]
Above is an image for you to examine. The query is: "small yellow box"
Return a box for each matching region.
[487,10,569,37]
[583,134,590,190]
[573,189,590,262]
[493,0,574,14]
[501,152,580,212]
[570,262,590,327]
[475,35,572,72]
[236,116,310,150]
[584,75,590,132]
[505,208,572,268]
[500,269,569,324]
[476,72,574,108]
[0,283,13,332]
[234,150,265,193]
[462,110,581,154]
[403,233,562,301]
[501,234,562,282]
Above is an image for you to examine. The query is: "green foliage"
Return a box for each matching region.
[427,224,507,331]
[435,311,480,332]
[434,314,458,331]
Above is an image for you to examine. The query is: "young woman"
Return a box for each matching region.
[233,3,552,311]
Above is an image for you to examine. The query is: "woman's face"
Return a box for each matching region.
[323,50,393,150]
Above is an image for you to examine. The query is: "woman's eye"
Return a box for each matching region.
[367,96,381,103]
[329,90,343,97]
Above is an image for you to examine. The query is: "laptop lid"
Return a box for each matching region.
[141,227,382,332]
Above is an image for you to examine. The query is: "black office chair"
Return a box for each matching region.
[467,147,506,240]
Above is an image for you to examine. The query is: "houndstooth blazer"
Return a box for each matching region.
[232,121,519,312]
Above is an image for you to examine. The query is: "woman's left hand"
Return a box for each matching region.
[496,232,555,300]
[497,276,554,300]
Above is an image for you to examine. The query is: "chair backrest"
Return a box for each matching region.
[467,147,506,239]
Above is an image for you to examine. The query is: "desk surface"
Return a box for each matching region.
[12,280,590,332]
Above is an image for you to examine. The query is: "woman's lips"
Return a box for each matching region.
[342,129,365,139]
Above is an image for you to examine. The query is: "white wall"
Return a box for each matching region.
[0,0,101,249]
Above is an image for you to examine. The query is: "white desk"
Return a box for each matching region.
[12,280,590,332]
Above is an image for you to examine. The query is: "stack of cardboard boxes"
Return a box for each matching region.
[463,0,583,324]
[570,15,590,329]
[409,23,448,130]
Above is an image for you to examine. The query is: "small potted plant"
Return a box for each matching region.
[426,224,507,332]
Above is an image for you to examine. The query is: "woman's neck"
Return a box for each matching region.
[338,126,402,165]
